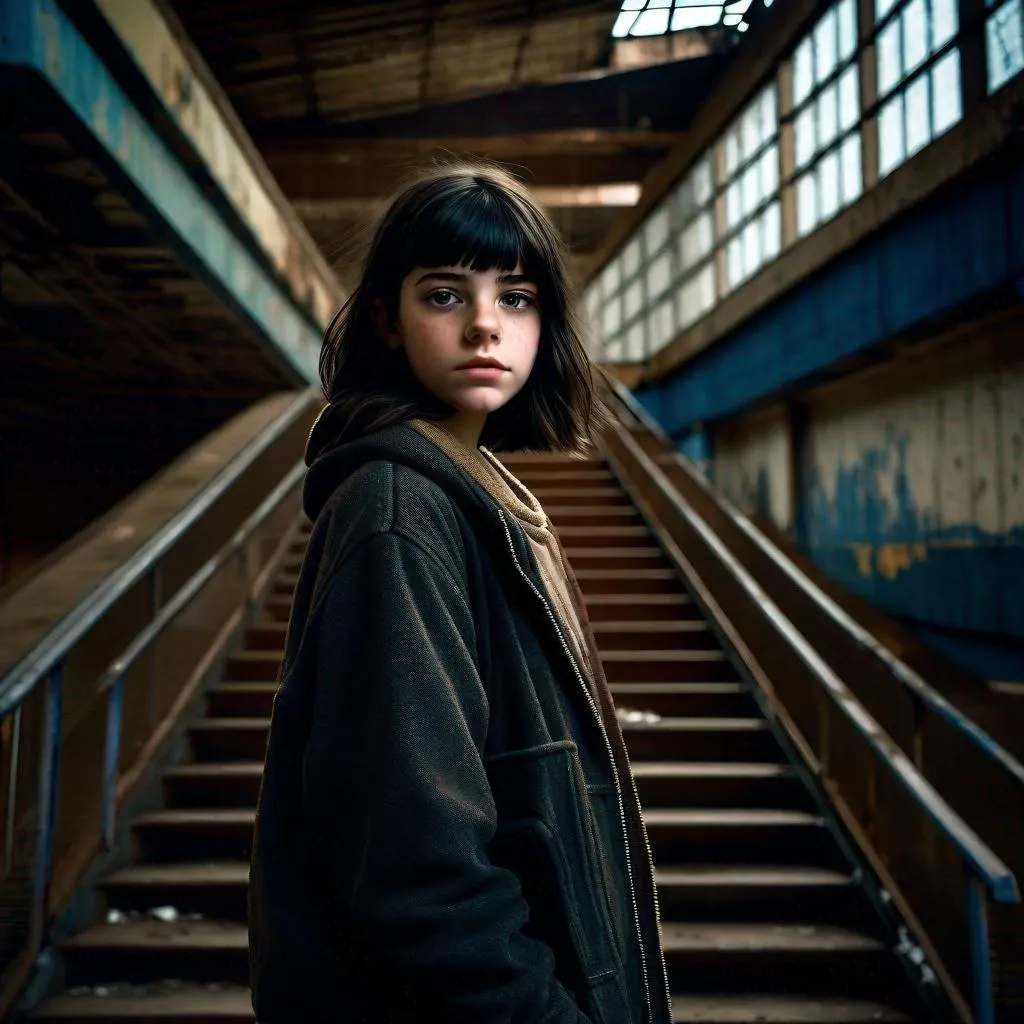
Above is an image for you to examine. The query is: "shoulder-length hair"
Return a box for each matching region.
[314,160,607,457]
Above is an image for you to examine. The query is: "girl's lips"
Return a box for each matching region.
[459,366,508,380]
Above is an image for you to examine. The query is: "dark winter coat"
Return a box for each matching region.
[248,422,671,1024]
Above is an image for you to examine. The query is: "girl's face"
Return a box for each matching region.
[386,262,542,444]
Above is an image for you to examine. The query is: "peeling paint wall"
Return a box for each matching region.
[713,404,795,532]
[801,328,1024,642]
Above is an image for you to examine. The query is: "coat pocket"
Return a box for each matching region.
[484,740,621,988]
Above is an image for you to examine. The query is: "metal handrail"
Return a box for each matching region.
[0,388,318,717]
[601,372,1024,789]
[93,459,305,848]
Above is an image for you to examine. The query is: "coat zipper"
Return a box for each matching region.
[497,510,665,1024]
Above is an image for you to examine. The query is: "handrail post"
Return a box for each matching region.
[101,676,125,851]
[965,871,996,1024]
[34,665,62,911]
[5,704,22,875]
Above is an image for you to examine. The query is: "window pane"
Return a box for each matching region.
[633,7,671,34]
[794,39,815,105]
[878,20,903,95]
[763,201,782,260]
[742,220,760,276]
[727,236,744,289]
[797,171,818,236]
[623,238,642,278]
[987,0,1024,93]
[646,250,672,300]
[795,106,817,168]
[932,49,963,133]
[644,205,670,254]
[604,337,625,363]
[602,296,622,336]
[905,74,931,156]
[742,162,761,216]
[760,143,780,197]
[585,285,601,321]
[693,156,714,205]
[878,93,906,176]
[839,66,861,130]
[902,0,928,74]
[932,0,959,48]
[625,321,646,361]
[742,104,761,161]
[725,129,741,176]
[602,258,621,296]
[815,9,839,81]
[678,278,698,331]
[698,210,714,260]
[876,0,899,19]
[697,262,716,313]
[838,0,858,58]
[818,83,840,149]
[819,150,841,222]
[726,180,743,228]
[840,132,864,203]
[624,279,644,320]
[760,87,778,139]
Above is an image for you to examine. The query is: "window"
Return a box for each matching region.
[674,156,718,332]
[718,85,781,292]
[611,0,768,37]
[874,0,962,179]
[987,0,1024,92]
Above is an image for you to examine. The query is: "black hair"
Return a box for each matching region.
[314,159,606,456]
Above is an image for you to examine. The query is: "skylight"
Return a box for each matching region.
[612,0,772,37]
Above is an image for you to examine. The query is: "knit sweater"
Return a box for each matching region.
[409,419,593,683]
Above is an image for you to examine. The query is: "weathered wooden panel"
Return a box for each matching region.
[712,403,795,532]
[801,329,1024,646]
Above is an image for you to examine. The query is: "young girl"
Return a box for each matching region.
[249,162,671,1024]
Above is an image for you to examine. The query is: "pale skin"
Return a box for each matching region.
[375,263,542,448]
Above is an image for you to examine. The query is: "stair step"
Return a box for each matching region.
[631,761,807,808]
[660,922,898,998]
[513,470,617,486]
[643,808,834,865]
[102,862,249,918]
[556,525,654,546]
[163,763,262,808]
[603,649,735,683]
[189,719,270,761]
[573,568,682,595]
[611,682,757,717]
[669,993,912,1022]
[593,620,710,650]
[529,487,632,507]
[206,683,278,718]
[62,921,248,986]
[655,865,862,924]
[133,810,255,863]
[621,717,781,761]
[243,624,288,651]
[563,547,670,570]
[583,593,700,622]
[33,984,253,1021]
[498,456,607,472]
[222,651,280,682]
[545,506,643,527]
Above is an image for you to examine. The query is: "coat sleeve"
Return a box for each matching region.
[302,527,592,1023]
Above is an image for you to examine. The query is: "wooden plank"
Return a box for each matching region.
[661,922,882,953]
[63,920,246,952]
[655,865,851,888]
[163,763,263,780]
[668,993,911,1022]
[103,863,249,889]
[621,717,768,731]
[643,809,822,827]
[34,985,253,1020]
[631,762,793,778]
[134,810,256,828]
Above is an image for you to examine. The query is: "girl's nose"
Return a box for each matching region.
[465,301,501,343]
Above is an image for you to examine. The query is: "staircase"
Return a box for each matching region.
[32,453,923,1023]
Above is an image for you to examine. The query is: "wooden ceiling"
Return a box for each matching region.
[165,0,726,277]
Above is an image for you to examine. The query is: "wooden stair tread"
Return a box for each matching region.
[574,568,676,578]
[611,683,748,694]
[34,985,252,1019]
[661,922,884,953]
[621,717,768,731]
[104,862,249,888]
[632,762,793,778]
[669,993,911,1022]
[656,865,852,887]
[584,593,692,605]
[63,920,246,952]
[595,621,709,633]
[603,650,726,661]
[190,718,270,730]
[136,809,255,827]
[643,808,823,827]
[164,763,263,779]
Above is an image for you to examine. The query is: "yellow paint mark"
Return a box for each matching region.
[849,543,873,578]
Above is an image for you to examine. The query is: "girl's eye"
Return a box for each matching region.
[501,291,537,310]
[426,289,459,307]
